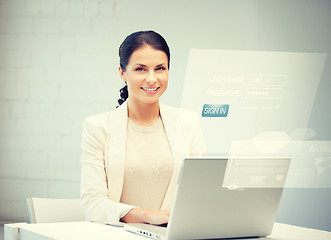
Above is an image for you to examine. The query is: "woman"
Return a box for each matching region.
[80,30,205,226]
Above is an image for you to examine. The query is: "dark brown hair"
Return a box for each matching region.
[117,30,170,106]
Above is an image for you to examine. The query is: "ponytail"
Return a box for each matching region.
[117,84,128,107]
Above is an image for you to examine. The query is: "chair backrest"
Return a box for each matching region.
[26,197,85,223]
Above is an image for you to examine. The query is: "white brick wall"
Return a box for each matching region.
[0,0,120,222]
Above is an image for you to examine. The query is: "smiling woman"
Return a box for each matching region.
[80,30,206,227]
[117,31,170,108]
[119,45,169,125]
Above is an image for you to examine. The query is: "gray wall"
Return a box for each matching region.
[0,0,330,231]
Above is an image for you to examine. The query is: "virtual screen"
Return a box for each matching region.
[181,49,330,188]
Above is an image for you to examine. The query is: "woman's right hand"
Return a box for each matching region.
[143,209,170,225]
[121,208,170,225]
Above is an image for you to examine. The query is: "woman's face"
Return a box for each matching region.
[119,45,169,106]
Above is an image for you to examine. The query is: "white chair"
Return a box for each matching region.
[26,197,85,223]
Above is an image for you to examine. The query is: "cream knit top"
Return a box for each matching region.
[120,117,174,210]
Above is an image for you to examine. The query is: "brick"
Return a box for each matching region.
[73,123,83,140]
[43,118,74,135]
[0,179,49,201]
[54,168,80,181]
[95,102,114,114]
[0,34,18,52]
[11,102,40,118]
[92,18,116,35]
[69,0,85,17]
[103,69,120,86]
[87,53,112,69]
[0,68,17,83]
[55,0,70,16]
[44,35,75,51]
[16,68,45,85]
[27,135,56,151]
[0,0,26,17]
[58,85,89,103]
[0,51,31,68]
[0,19,4,33]
[39,102,56,118]
[0,102,11,117]
[72,68,104,86]
[0,118,16,134]
[26,0,40,16]
[13,118,44,135]
[4,18,33,34]
[87,86,112,103]
[0,135,27,151]
[0,84,30,100]
[75,36,104,52]
[26,167,55,180]
[0,34,46,52]
[17,35,47,51]
[59,52,89,68]
[30,83,59,101]
[102,36,117,52]
[33,18,62,34]
[0,166,27,180]
[44,67,74,84]
[85,0,99,17]
[62,18,91,35]
[0,151,21,167]
[21,151,48,168]
[99,0,114,17]
[73,118,84,138]
[31,52,60,68]
[49,151,78,168]
[10,102,27,117]
[55,135,79,152]
[40,0,55,16]
[78,105,95,118]
[54,101,81,120]
[48,180,80,198]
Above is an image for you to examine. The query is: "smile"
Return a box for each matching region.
[141,87,160,92]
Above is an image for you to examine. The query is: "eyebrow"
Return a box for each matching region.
[134,63,167,67]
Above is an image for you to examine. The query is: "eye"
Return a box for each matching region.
[135,67,145,72]
[156,66,166,71]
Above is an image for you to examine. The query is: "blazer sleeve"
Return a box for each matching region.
[80,115,135,226]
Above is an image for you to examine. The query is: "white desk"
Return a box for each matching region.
[4,221,331,240]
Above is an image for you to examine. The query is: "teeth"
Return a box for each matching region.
[142,87,158,91]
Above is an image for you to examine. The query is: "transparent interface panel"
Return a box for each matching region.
[181,49,329,188]
[222,157,291,189]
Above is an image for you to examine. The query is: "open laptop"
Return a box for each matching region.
[124,156,290,240]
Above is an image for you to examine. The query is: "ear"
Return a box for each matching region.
[119,67,126,82]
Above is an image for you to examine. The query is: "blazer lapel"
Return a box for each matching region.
[107,102,128,202]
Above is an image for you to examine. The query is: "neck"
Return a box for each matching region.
[127,98,160,126]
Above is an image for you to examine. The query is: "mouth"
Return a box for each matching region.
[141,87,160,94]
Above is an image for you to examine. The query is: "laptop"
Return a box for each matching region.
[124,156,290,240]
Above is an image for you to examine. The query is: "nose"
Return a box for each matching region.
[146,71,157,85]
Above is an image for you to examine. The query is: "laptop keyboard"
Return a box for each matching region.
[149,224,167,234]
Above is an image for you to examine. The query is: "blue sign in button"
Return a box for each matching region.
[202,104,229,117]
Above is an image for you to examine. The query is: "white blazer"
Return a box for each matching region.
[80,101,205,226]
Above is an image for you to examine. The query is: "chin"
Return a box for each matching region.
[143,99,160,105]
[141,95,162,104]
